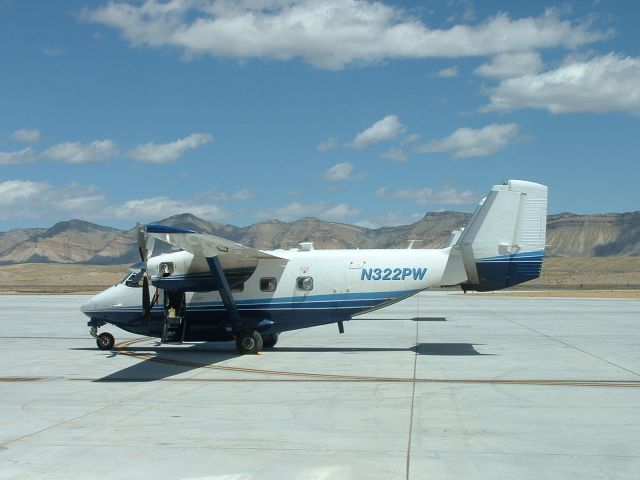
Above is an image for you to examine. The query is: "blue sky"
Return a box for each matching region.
[1,0,639,230]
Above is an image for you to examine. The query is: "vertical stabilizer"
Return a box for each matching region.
[457,180,547,291]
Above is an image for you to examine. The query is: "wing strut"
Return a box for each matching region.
[206,256,241,331]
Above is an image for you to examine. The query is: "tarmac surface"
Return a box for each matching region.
[0,292,639,479]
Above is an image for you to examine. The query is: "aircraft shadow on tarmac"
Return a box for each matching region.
[90,340,488,382]
[361,316,447,322]
[411,316,447,322]
[93,342,238,383]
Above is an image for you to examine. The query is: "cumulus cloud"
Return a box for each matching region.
[400,133,421,145]
[379,148,407,162]
[376,185,477,205]
[11,128,40,144]
[483,53,640,115]
[0,180,106,220]
[417,123,520,158]
[0,180,48,208]
[355,211,423,229]
[42,140,118,164]
[0,179,242,222]
[43,46,65,57]
[434,66,458,78]
[316,137,339,152]
[194,188,255,201]
[324,162,353,181]
[127,133,213,163]
[0,147,37,165]
[259,201,359,221]
[349,115,404,149]
[81,2,605,70]
[475,51,543,79]
[113,196,225,220]
[322,203,361,219]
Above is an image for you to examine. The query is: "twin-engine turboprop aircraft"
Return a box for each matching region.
[81,180,548,354]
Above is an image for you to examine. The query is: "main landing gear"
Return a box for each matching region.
[234,331,279,354]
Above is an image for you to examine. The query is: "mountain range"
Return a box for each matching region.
[1,211,639,265]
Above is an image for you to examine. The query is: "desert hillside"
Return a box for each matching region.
[1,211,638,265]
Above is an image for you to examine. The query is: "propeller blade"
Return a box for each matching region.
[146,235,156,260]
[142,275,151,321]
[137,224,147,262]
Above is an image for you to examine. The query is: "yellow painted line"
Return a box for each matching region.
[112,338,640,387]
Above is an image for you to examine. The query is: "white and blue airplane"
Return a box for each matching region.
[81,180,547,354]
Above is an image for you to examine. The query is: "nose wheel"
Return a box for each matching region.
[96,332,115,350]
[90,325,115,350]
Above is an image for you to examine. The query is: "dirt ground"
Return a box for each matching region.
[0,256,639,297]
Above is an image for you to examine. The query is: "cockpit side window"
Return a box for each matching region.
[124,271,144,288]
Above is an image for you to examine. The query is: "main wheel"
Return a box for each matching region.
[235,330,263,355]
[262,332,279,348]
[97,332,115,350]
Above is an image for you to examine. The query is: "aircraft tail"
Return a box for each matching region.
[443,180,548,292]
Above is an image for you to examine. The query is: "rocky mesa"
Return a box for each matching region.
[0,211,638,265]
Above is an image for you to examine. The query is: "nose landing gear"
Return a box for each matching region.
[89,324,115,351]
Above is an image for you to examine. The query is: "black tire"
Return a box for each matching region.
[235,330,263,355]
[262,332,279,348]
[97,332,115,350]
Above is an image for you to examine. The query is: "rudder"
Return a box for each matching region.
[457,180,547,291]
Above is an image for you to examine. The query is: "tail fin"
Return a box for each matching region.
[454,180,547,291]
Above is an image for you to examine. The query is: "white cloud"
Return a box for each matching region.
[42,140,118,164]
[43,46,65,57]
[417,123,520,158]
[11,128,40,144]
[0,180,106,220]
[258,201,359,221]
[324,162,353,181]
[400,133,421,145]
[475,51,543,79]
[0,147,37,165]
[127,133,213,163]
[322,203,361,219]
[356,211,413,229]
[82,2,605,70]
[379,148,407,162]
[435,66,458,78]
[376,185,477,205]
[51,183,106,214]
[316,137,339,152]
[0,180,48,207]
[483,53,640,114]
[113,196,225,220]
[195,188,255,201]
[349,115,404,149]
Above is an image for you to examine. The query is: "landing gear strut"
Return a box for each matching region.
[235,330,263,355]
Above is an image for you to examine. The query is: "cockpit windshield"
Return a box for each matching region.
[120,271,144,288]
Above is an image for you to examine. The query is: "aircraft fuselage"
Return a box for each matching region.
[81,247,449,341]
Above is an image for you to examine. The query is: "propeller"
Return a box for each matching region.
[136,224,156,321]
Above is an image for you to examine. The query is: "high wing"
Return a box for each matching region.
[144,224,286,261]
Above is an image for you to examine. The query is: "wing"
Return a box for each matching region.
[144,224,285,261]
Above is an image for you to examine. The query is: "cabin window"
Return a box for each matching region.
[260,277,277,292]
[232,283,244,293]
[296,276,314,291]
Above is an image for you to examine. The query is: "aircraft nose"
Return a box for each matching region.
[80,298,96,314]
